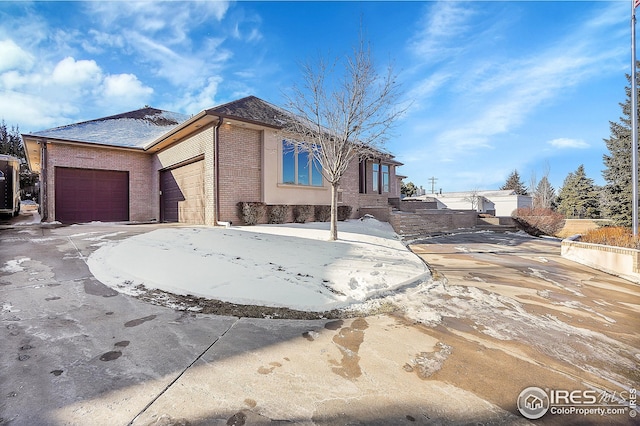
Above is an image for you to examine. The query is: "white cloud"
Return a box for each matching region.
[0,39,34,72]
[405,3,622,157]
[75,0,236,101]
[410,2,476,59]
[101,74,153,106]
[0,0,243,132]
[86,1,230,50]
[548,138,590,149]
[172,76,223,113]
[0,35,153,129]
[52,57,102,86]
[405,71,451,112]
[396,2,625,191]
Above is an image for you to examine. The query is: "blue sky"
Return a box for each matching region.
[0,1,632,193]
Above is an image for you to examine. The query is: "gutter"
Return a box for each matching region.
[214,117,223,225]
[23,135,146,152]
[40,140,48,221]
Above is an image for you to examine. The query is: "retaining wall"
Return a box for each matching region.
[389,209,477,238]
[561,240,640,284]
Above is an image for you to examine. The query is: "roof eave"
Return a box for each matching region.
[143,110,227,152]
[209,111,284,130]
[21,135,42,173]
[23,134,146,151]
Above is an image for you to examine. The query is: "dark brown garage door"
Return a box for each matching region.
[160,160,205,224]
[55,167,129,223]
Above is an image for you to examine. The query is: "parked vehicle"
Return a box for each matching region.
[0,154,20,216]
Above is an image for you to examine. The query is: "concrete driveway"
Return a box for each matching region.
[408,232,639,425]
[0,215,638,425]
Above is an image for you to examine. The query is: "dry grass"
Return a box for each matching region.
[581,227,640,249]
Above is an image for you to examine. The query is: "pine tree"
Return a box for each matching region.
[556,165,599,218]
[0,119,38,199]
[401,181,417,197]
[500,169,528,195]
[602,64,638,227]
[0,120,24,160]
[532,176,556,209]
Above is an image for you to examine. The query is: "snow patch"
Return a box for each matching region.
[1,257,30,273]
[88,218,429,311]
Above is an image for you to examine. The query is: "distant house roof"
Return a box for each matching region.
[433,190,521,198]
[406,189,529,202]
[25,107,190,149]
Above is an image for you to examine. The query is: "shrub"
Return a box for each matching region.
[511,207,565,237]
[337,205,353,221]
[581,227,640,249]
[314,205,331,222]
[292,205,313,223]
[267,205,289,224]
[237,202,266,225]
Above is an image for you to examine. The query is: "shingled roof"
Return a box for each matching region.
[207,96,292,129]
[26,107,190,149]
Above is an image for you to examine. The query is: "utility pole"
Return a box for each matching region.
[633,0,639,236]
[428,176,438,194]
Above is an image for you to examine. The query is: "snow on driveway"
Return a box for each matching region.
[87,218,430,311]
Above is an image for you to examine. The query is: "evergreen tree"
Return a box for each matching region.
[500,169,528,195]
[401,181,417,197]
[0,120,24,159]
[532,176,556,209]
[602,65,638,227]
[0,120,38,199]
[556,165,600,218]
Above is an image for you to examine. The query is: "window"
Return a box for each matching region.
[382,165,389,193]
[372,162,390,194]
[358,159,366,194]
[283,142,296,184]
[282,140,323,187]
[372,163,379,193]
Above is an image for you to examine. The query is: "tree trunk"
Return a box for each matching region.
[330,182,339,241]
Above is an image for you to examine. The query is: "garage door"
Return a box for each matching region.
[55,167,129,223]
[160,160,205,224]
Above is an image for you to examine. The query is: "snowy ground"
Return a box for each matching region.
[87,217,430,312]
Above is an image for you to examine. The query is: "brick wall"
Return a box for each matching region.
[339,158,402,219]
[218,124,262,224]
[340,159,360,218]
[152,126,213,224]
[45,143,154,222]
[398,200,438,211]
[389,209,478,238]
[154,128,209,169]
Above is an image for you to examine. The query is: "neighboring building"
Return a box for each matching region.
[408,189,532,217]
[22,96,402,225]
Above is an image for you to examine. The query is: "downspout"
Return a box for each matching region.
[213,117,223,226]
[40,140,48,221]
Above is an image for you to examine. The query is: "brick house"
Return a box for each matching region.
[22,96,403,225]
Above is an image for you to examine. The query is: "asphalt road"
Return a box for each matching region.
[1,215,638,425]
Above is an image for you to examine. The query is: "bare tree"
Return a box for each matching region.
[284,38,404,240]
[463,188,481,211]
[528,170,537,199]
[532,164,555,209]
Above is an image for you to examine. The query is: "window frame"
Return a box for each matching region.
[382,164,390,193]
[281,140,324,187]
[372,163,379,193]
